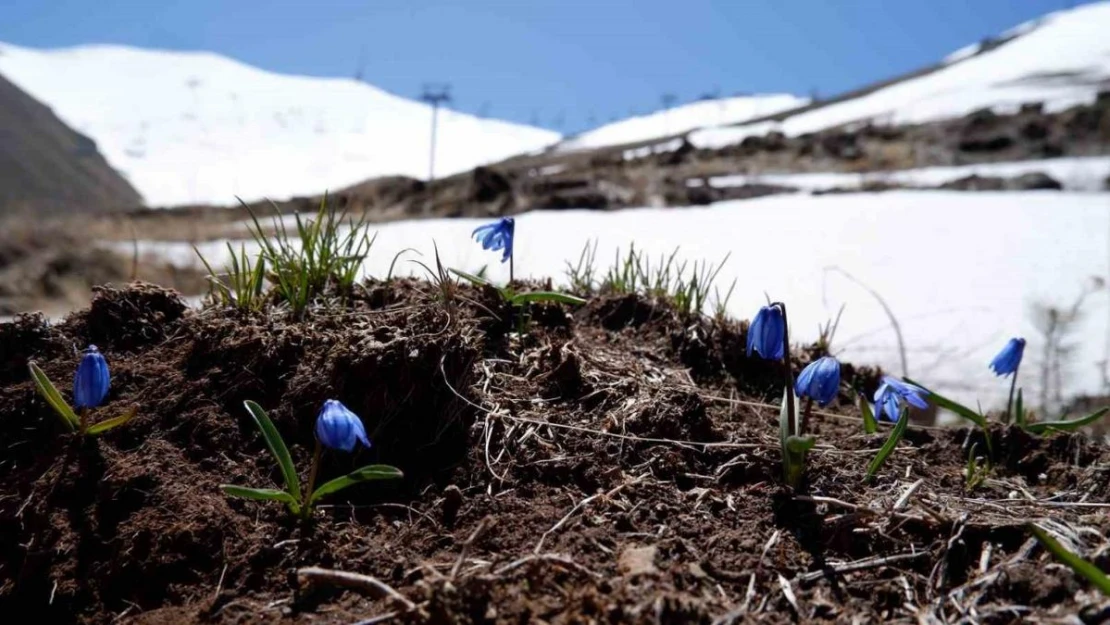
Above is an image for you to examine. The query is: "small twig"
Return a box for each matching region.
[296,567,415,612]
[494,553,601,579]
[349,612,400,625]
[794,551,927,583]
[893,479,924,511]
[534,478,639,553]
[451,516,492,579]
[759,530,781,566]
[777,574,801,615]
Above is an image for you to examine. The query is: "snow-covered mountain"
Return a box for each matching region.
[691,1,1110,149]
[556,93,806,152]
[0,43,560,207]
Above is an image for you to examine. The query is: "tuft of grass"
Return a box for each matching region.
[964,443,990,491]
[243,193,376,318]
[865,407,908,481]
[195,242,267,312]
[564,238,599,294]
[594,243,731,317]
[411,243,459,321]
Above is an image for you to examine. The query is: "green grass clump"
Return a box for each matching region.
[565,240,733,318]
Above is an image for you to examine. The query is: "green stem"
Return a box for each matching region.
[509,253,515,286]
[303,440,323,516]
[1004,362,1020,425]
[79,407,89,436]
[774,302,797,437]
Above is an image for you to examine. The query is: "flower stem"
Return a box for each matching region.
[509,253,515,286]
[79,407,88,436]
[802,397,813,433]
[303,440,323,515]
[774,302,797,437]
[1004,362,1020,425]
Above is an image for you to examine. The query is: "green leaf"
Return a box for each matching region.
[1029,524,1110,596]
[858,389,877,434]
[450,268,491,288]
[85,407,138,435]
[1014,388,1025,428]
[508,291,588,306]
[308,464,403,505]
[28,362,79,431]
[242,400,302,501]
[220,485,299,507]
[904,377,987,430]
[1025,407,1109,435]
[865,407,909,481]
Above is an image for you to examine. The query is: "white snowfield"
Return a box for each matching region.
[0,43,560,208]
[122,190,1110,413]
[556,93,807,152]
[698,156,1110,193]
[690,1,1110,150]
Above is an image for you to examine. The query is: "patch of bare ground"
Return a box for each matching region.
[1,281,1107,624]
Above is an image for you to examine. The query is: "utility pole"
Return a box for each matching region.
[420,83,452,185]
[661,92,677,136]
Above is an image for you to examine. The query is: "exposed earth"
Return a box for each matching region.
[1,281,1108,624]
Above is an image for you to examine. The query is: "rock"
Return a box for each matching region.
[939,175,1006,191]
[618,544,658,577]
[469,166,513,203]
[1007,172,1062,191]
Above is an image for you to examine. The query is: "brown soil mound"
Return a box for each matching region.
[1,282,1107,624]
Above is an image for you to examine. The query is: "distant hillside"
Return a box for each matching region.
[0,43,559,208]
[0,72,141,215]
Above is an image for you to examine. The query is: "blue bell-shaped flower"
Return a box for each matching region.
[872,376,928,422]
[73,345,110,409]
[794,356,841,407]
[746,305,785,360]
[989,338,1025,377]
[315,399,371,452]
[471,217,514,263]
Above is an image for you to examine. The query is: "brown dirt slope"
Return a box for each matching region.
[0,282,1108,624]
[0,72,142,215]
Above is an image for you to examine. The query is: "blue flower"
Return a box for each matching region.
[874,385,903,422]
[315,400,371,452]
[746,305,784,360]
[73,345,110,409]
[989,337,1025,377]
[872,375,928,422]
[794,356,841,407]
[472,217,514,263]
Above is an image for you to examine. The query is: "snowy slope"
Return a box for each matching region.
[557,93,806,152]
[692,1,1110,149]
[0,43,560,207]
[123,191,1110,410]
[700,155,1110,193]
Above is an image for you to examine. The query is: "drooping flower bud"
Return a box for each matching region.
[73,345,110,409]
[794,356,841,407]
[746,305,785,360]
[315,399,371,452]
[989,338,1025,377]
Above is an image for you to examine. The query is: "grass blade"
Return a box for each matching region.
[308,464,403,504]
[243,400,301,501]
[858,389,877,434]
[865,407,909,481]
[904,377,988,429]
[85,407,138,435]
[1029,523,1110,596]
[220,485,299,507]
[28,362,79,431]
[1025,407,1109,434]
[450,268,492,288]
[508,291,588,306]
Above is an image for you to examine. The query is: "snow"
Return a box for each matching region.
[0,43,560,207]
[702,156,1110,193]
[691,2,1110,149]
[557,94,806,152]
[122,191,1110,412]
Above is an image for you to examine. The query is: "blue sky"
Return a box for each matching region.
[0,0,1082,132]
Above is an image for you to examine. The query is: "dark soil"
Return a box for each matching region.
[2,282,1108,624]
